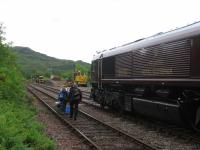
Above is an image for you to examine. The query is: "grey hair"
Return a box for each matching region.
[73,83,78,88]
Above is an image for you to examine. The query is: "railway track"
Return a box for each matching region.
[28,84,156,150]
[34,83,91,99]
[28,86,98,150]
[34,83,200,149]
[28,90,92,150]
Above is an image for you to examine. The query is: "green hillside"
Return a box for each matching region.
[12,46,91,79]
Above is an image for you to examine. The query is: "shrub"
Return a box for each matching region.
[0,24,55,150]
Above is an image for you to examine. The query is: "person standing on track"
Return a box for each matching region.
[58,87,68,112]
[68,83,82,120]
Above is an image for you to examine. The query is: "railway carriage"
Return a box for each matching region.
[91,22,200,131]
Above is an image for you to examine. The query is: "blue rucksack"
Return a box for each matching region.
[58,91,67,101]
[59,92,64,99]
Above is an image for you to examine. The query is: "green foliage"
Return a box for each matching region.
[0,101,55,150]
[0,24,6,43]
[0,25,55,150]
[75,62,88,74]
[60,70,73,80]
[11,46,91,80]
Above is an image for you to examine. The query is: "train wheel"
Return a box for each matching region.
[100,101,105,109]
[191,106,200,132]
[95,90,105,109]
[181,91,200,132]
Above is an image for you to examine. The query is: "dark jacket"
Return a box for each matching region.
[68,86,82,102]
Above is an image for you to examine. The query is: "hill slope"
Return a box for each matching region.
[12,46,91,78]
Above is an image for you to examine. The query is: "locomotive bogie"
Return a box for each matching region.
[93,83,200,129]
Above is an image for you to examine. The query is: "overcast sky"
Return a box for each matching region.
[0,0,200,63]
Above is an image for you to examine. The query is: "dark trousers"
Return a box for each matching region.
[61,100,67,112]
[70,100,79,120]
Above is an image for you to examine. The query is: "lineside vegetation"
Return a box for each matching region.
[0,24,55,150]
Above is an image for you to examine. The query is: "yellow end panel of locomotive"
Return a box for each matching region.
[75,75,88,86]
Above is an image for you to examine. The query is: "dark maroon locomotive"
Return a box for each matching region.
[91,22,200,131]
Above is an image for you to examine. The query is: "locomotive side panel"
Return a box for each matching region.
[115,52,133,78]
[191,37,200,78]
[91,60,98,83]
[132,39,191,78]
[102,57,115,79]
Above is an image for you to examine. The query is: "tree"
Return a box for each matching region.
[0,23,6,44]
[75,63,88,74]
[60,70,73,80]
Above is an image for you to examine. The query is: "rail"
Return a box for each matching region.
[29,84,156,150]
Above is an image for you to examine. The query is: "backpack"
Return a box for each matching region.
[71,87,81,101]
[59,92,64,99]
[58,91,67,101]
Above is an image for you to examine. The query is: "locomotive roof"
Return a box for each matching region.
[92,21,200,61]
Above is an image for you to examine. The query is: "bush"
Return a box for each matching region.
[0,25,55,150]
